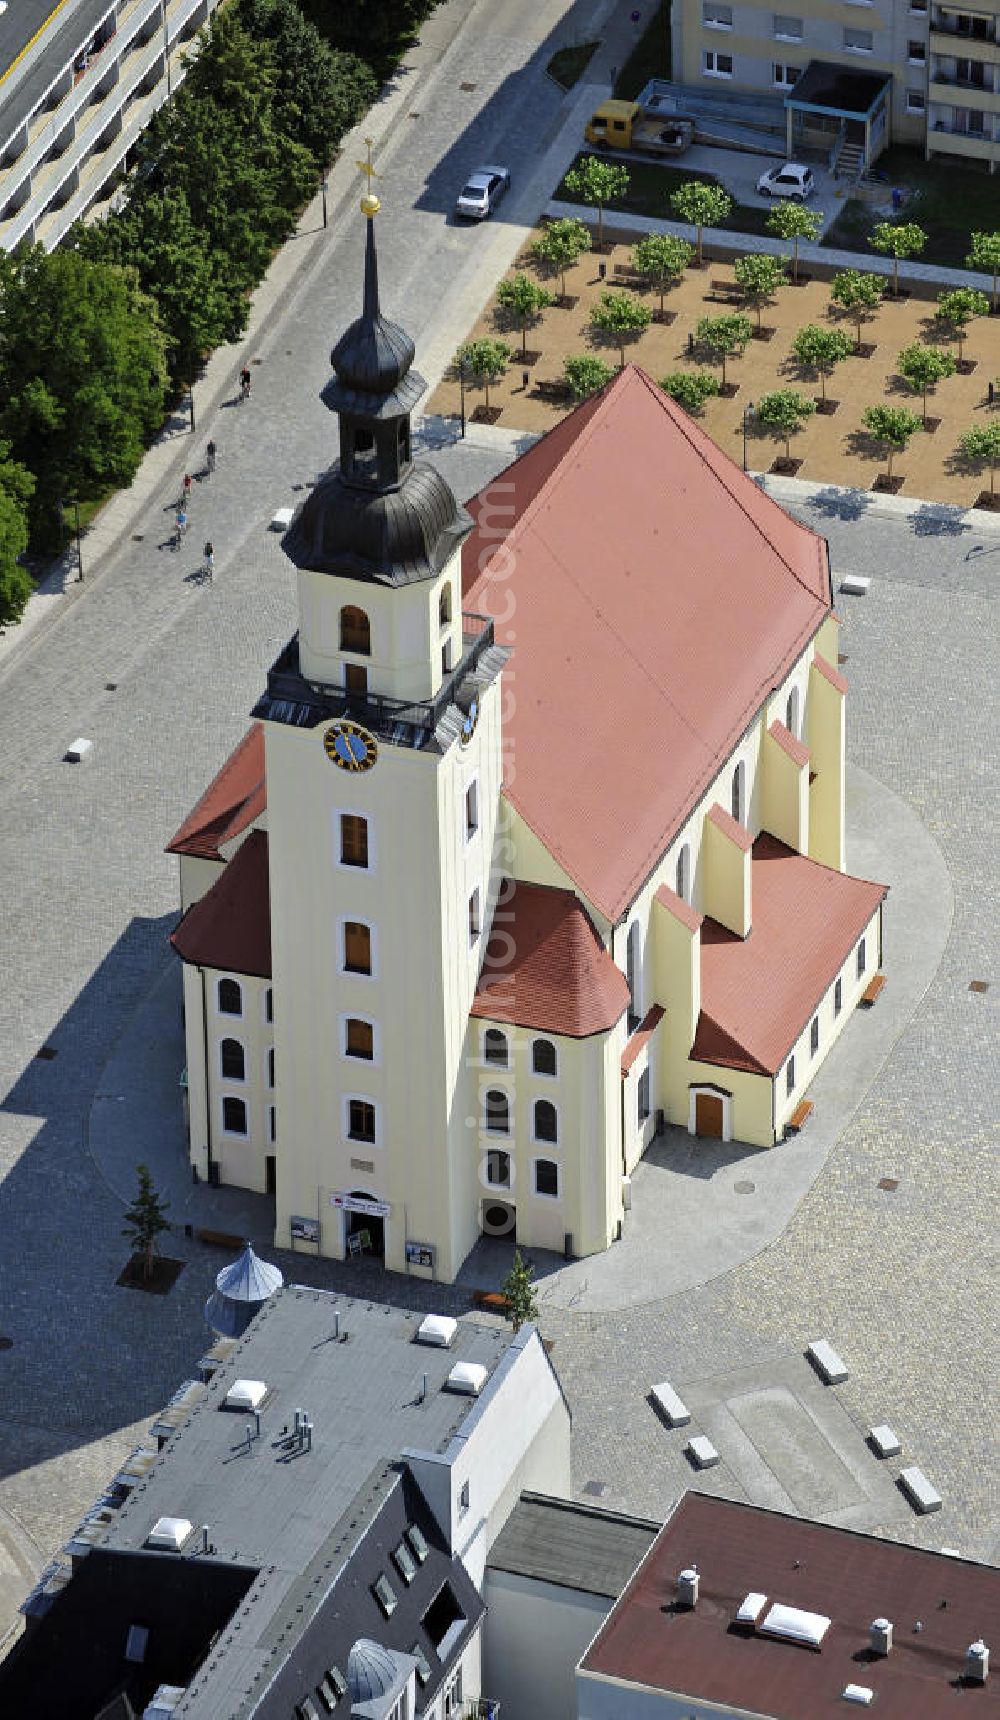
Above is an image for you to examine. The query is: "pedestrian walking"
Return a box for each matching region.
[204,540,215,582]
[239,366,252,403]
[206,440,217,474]
[174,505,188,546]
[182,472,193,503]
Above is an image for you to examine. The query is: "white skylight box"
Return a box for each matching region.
[759,1603,831,1648]
[145,1517,194,1552]
[843,1687,874,1706]
[406,1524,429,1563]
[224,1378,268,1412]
[445,1361,487,1395]
[736,1592,768,1626]
[416,1314,458,1348]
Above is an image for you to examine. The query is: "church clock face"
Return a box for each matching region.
[324,720,378,772]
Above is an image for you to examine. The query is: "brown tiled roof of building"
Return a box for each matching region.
[690,835,886,1075]
[812,652,848,695]
[768,718,810,768]
[581,1492,1000,1720]
[471,881,629,1038]
[706,802,753,852]
[462,366,830,921]
[621,1004,664,1075]
[653,883,703,934]
[166,725,266,859]
[170,830,271,978]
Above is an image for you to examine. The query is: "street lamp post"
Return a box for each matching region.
[459,358,467,440]
[188,379,196,434]
[743,399,755,473]
[322,177,329,229]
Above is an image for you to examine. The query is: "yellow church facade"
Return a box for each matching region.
[168,211,886,1283]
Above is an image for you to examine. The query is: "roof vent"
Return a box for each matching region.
[445,1361,487,1395]
[759,1603,831,1650]
[676,1567,699,1608]
[966,1641,989,1683]
[737,1592,768,1628]
[224,1378,268,1412]
[870,1618,892,1656]
[416,1314,458,1348]
[842,1685,874,1706]
[145,1517,193,1553]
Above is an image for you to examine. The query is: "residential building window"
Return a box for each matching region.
[856,937,867,978]
[908,38,926,59]
[218,977,242,1016]
[348,1099,376,1143]
[773,61,798,86]
[483,1028,509,1067]
[346,1017,374,1059]
[906,88,926,111]
[835,978,843,1016]
[702,0,733,25]
[220,1038,245,1081]
[268,1105,276,1143]
[442,639,454,676]
[675,843,690,903]
[340,813,369,868]
[439,583,452,626]
[626,921,642,1030]
[372,1574,398,1617]
[785,686,800,738]
[532,1037,557,1076]
[343,921,372,975]
[443,1669,463,1720]
[485,1089,510,1133]
[786,1057,795,1096]
[731,760,746,825]
[265,987,273,1023]
[465,779,479,839]
[844,25,873,49]
[534,1099,558,1143]
[459,1481,470,1512]
[638,1066,651,1124]
[469,887,481,943]
[485,1148,511,1186]
[406,1524,429,1563]
[810,1014,820,1056]
[704,47,734,73]
[909,0,926,9]
[267,1047,275,1088]
[535,1158,559,1198]
[345,662,368,695]
[393,1540,418,1584]
[340,605,370,654]
[773,12,803,37]
[223,1095,247,1134]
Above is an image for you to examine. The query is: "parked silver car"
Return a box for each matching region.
[756,162,815,200]
[455,166,511,220]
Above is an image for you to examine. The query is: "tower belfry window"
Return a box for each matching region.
[340,606,370,655]
[350,427,378,482]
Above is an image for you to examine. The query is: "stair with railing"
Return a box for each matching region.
[836,141,866,181]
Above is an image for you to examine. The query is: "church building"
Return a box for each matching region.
[167,195,887,1283]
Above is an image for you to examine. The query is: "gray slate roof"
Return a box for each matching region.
[486,1492,659,1599]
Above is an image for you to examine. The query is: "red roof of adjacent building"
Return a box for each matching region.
[582,1492,1000,1720]
[768,718,810,769]
[166,725,266,860]
[471,881,629,1037]
[462,367,830,922]
[691,834,886,1075]
[170,830,271,978]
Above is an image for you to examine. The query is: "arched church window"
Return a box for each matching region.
[626,922,641,1031]
[786,686,800,740]
[675,844,690,904]
[731,761,746,826]
[439,583,452,627]
[340,606,370,655]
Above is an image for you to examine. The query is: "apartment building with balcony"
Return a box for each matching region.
[0,0,221,255]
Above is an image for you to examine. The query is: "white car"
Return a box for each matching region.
[756,162,815,201]
[455,166,511,221]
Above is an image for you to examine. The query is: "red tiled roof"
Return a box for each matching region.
[690,835,886,1075]
[166,726,266,859]
[471,881,629,1037]
[768,718,810,768]
[462,367,830,921]
[582,1492,1000,1720]
[812,652,848,695]
[170,830,271,978]
[706,802,753,852]
[621,1004,664,1075]
[653,883,703,934]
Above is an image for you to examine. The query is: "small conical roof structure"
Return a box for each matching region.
[203,1243,283,1338]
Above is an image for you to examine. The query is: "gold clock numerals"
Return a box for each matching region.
[324,720,378,771]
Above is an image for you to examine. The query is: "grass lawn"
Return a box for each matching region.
[547,41,599,89]
[614,0,671,98]
[823,146,1000,269]
[556,155,773,238]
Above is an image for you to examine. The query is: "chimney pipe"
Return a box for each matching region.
[966,1641,989,1683]
[676,1567,699,1609]
[333,1311,340,1340]
[201,1525,209,1555]
[870,1619,893,1656]
[305,1418,314,1451]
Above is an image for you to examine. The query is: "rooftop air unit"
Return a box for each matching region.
[445,1361,488,1396]
[676,1568,699,1608]
[145,1517,194,1553]
[870,1618,892,1656]
[966,1641,989,1682]
[736,1592,768,1628]
[416,1314,458,1348]
[224,1378,268,1412]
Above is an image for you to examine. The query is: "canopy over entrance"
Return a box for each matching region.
[784,61,891,172]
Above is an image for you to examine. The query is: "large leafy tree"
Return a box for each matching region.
[862,404,922,483]
[790,324,852,402]
[733,252,786,330]
[589,290,651,367]
[660,370,721,414]
[122,1163,171,1281]
[532,218,591,300]
[495,274,553,359]
[966,231,1000,313]
[669,180,733,266]
[457,339,511,412]
[0,441,34,626]
[564,355,614,400]
[960,423,1000,497]
[934,288,990,365]
[869,221,926,297]
[0,247,166,539]
[765,201,822,282]
[235,0,376,166]
[299,0,434,66]
[896,342,956,425]
[829,269,884,351]
[696,313,753,386]
[563,155,630,250]
[756,389,815,462]
[632,234,693,314]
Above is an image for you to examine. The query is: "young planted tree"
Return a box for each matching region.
[829,269,884,352]
[765,201,823,283]
[458,339,511,413]
[495,273,553,359]
[631,233,693,315]
[966,231,1000,314]
[756,389,815,463]
[564,355,614,400]
[660,369,721,414]
[563,154,630,251]
[934,288,990,366]
[531,217,591,301]
[669,179,733,266]
[959,422,1000,498]
[869,221,926,298]
[896,342,956,425]
[0,440,35,627]
[122,1163,171,1282]
[733,252,787,331]
[862,404,922,484]
[590,289,652,368]
[501,1248,540,1334]
[695,313,753,387]
[790,324,853,404]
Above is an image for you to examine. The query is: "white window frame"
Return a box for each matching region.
[468,886,481,947]
[810,1014,820,1057]
[221,1094,249,1138]
[342,1092,381,1149]
[773,12,803,39]
[834,977,843,1017]
[481,1026,510,1069]
[218,1034,247,1083]
[532,1156,561,1201]
[482,1083,513,1135]
[702,0,734,27]
[340,1012,380,1065]
[216,975,243,1018]
[335,806,375,874]
[786,1056,796,1097]
[906,88,926,110]
[464,775,480,842]
[480,1147,513,1190]
[531,1096,560,1147]
[704,47,734,74]
[531,1037,558,1079]
[773,62,797,86]
[857,936,867,978]
[339,915,378,980]
[843,25,874,50]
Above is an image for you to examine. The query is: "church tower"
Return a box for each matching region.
[255,181,507,1279]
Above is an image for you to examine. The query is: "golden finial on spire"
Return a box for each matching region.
[356,137,381,217]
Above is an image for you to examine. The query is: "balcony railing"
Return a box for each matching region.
[930,13,998,43]
[929,65,996,85]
